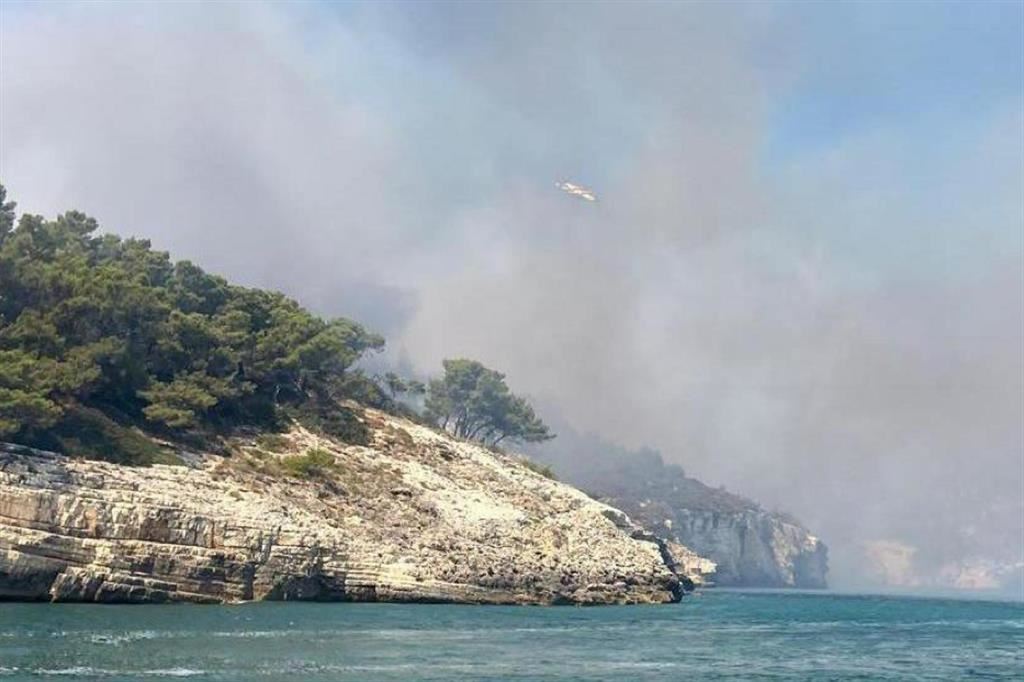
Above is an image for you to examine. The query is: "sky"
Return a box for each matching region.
[1,0,1022,593]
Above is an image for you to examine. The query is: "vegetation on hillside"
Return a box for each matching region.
[0,185,383,459]
[518,457,557,480]
[425,358,553,447]
[0,185,554,462]
[280,447,339,479]
[379,371,426,401]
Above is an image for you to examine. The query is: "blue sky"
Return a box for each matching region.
[766,1,1022,161]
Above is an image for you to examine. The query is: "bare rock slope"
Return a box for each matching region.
[0,409,686,604]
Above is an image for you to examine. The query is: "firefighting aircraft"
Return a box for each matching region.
[555,180,597,202]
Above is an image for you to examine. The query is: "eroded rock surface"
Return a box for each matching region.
[0,410,683,604]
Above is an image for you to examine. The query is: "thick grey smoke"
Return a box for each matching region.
[2,1,1021,592]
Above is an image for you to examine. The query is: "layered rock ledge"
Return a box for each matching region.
[0,410,685,604]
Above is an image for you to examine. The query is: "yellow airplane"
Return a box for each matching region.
[555,180,597,202]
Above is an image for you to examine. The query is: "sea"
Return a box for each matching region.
[1,590,1021,680]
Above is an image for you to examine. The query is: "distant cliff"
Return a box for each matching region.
[529,434,828,588]
[606,500,828,588]
[0,408,685,605]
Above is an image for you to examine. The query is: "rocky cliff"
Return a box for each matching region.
[528,434,829,588]
[609,501,828,588]
[0,408,686,604]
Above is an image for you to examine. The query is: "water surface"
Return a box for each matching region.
[1,591,1021,680]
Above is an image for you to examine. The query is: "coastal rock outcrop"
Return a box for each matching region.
[662,540,718,588]
[618,503,828,588]
[528,437,829,588]
[0,409,683,604]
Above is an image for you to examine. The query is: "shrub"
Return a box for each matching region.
[519,457,557,481]
[287,400,369,446]
[281,447,338,478]
[255,433,290,452]
[51,405,178,466]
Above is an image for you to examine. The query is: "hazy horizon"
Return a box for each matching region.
[2,0,1021,595]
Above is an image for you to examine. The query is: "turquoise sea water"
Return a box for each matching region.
[1,591,1021,680]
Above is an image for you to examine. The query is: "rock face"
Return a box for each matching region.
[615,503,828,588]
[527,437,829,588]
[663,540,718,588]
[0,409,683,604]
[674,510,826,588]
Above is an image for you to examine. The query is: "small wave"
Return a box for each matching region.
[296,663,422,673]
[137,669,205,677]
[31,667,204,678]
[281,660,683,674]
[582,661,681,670]
[207,628,476,639]
[34,668,104,677]
[210,629,297,638]
[89,630,160,646]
